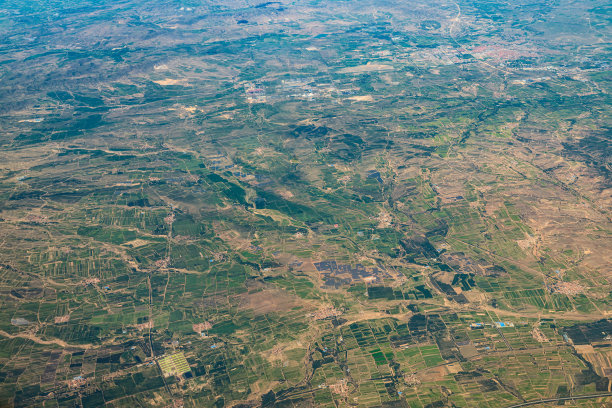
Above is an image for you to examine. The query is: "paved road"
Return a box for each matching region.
[505,393,612,407]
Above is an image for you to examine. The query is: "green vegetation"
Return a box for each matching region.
[0,0,609,407]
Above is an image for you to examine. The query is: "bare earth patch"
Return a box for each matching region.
[531,327,548,342]
[135,321,154,331]
[123,239,149,248]
[338,63,393,74]
[277,189,294,199]
[54,315,70,324]
[152,78,184,86]
[239,289,301,315]
[329,378,349,396]
[193,322,212,335]
[347,95,374,102]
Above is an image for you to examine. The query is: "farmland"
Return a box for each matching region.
[0,0,610,407]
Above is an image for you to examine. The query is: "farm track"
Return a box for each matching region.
[0,329,92,349]
[504,392,612,407]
